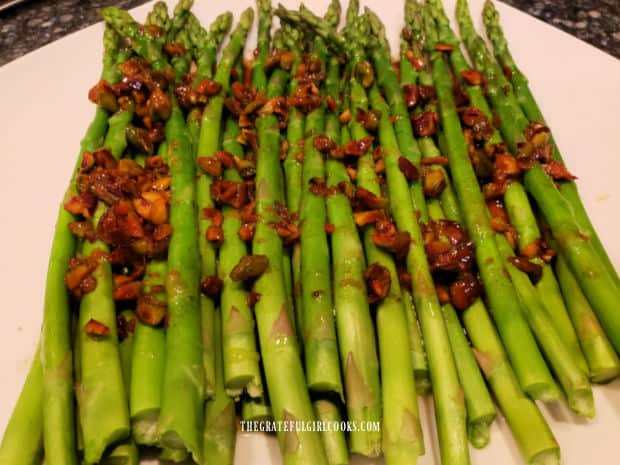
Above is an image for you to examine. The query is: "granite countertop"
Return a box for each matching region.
[0,0,618,66]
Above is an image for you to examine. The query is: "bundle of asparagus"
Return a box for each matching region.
[1,1,619,465]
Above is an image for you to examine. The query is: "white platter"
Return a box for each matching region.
[0,0,619,464]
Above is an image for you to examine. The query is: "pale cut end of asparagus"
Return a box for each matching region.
[225,377,262,399]
[591,365,620,384]
[525,382,561,403]
[568,389,595,419]
[531,448,561,465]
[468,414,494,449]
[159,446,189,463]
[132,410,160,446]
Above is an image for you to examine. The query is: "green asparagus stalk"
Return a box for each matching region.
[312,400,348,465]
[40,26,127,465]
[536,260,589,375]
[402,289,431,394]
[300,9,383,457]
[427,161,560,464]
[0,346,43,465]
[496,235,594,417]
[203,309,237,465]
[146,1,170,31]
[130,260,167,445]
[313,29,351,464]
[78,104,134,465]
[158,96,204,462]
[427,0,588,377]
[250,5,327,462]
[196,6,254,400]
[165,0,194,45]
[102,311,139,465]
[242,397,273,422]
[353,81,425,462]
[423,6,558,401]
[101,7,170,71]
[424,201,497,449]
[189,11,233,83]
[219,114,263,398]
[324,112,381,458]
[555,254,620,383]
[364,7,427,220]
[281,21,306,339]
[369,83,469,465]
[252,0,273,90]
[298,39,343,396]
[482,0,619,286]
[252,69,328,465]
[456,0,620,355]
[78,207,131,465]
[463,298,560,465]
[442,302,496,448]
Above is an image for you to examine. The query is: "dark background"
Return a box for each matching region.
[1,0,618,66]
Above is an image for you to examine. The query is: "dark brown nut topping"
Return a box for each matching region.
[113,281,143,301]
[200,275,224,299]
[460,69,483,86]
[435,42,455,52]
[364,263,392,304]
[343,136,374,157]
[230,255,270,282]
[197,156,223,177]
[508,256,543,284]
[449,273,482,310]
[423,168,447,197]
[84,318,110,337]
[412,111,438,137]
[398,156,420,181]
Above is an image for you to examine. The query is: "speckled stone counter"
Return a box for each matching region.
[0,0,618,66]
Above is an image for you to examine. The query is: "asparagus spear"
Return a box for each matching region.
[196,6,254,400]
[278,14,343,398]
[455,0,620,355]
[348,74,425,461]
[188,11,233,83]
[463,301,560,465]
[426,155,559,464]
[496,234,594,417]
[252,0,273,90]
[158,89,204,460]
[203,309,237,465]
[77,101,134,464]
[130,260,167,445]
[428,0,588,377]
[251,3,328,463]
[424,199,496,449]
[281,21,306,339]
[38,25,127,465]
[316,28,353,465]
[291,6,383,457]
[482,0,619,287]
[555,255,620,382]
[276,18,350,464]
[0,345,43,465]
[102,311,139,465]
[402,289,431,394]
[421,4,558,401]
[253,70,329,465]
[146,1,170,32]
[368,82,469,465]
[219,115,263,398]
[363,5,427,220]
[242,397,273,422]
